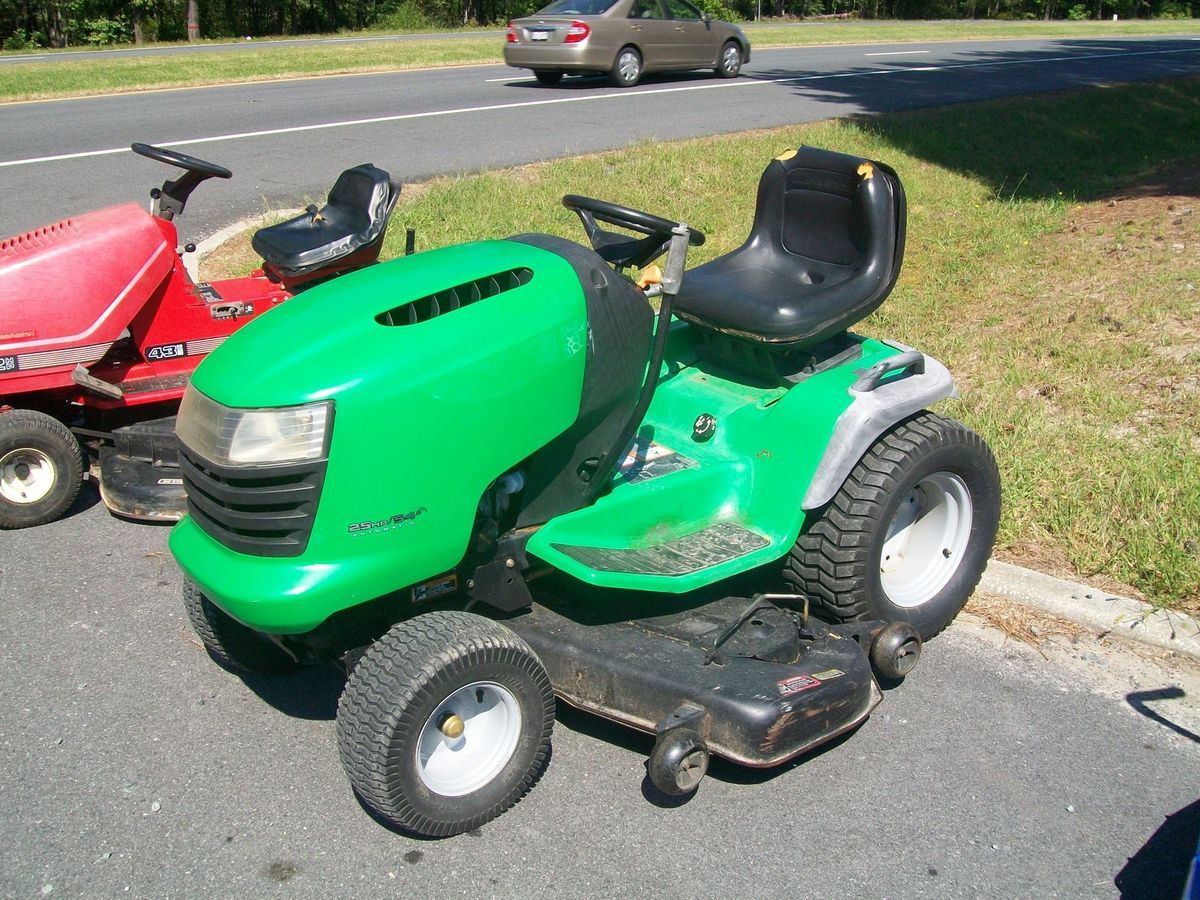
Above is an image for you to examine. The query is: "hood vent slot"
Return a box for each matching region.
[376,267,533,327]
[0,218,77,257]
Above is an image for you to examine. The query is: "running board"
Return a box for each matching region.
[551,523,770,576]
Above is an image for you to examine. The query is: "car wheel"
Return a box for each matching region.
[183,579,299,674]
[716,40,742,78]
[336,611,555,837]
[784,412,1001,641]
[610,46,642,87]
[0,409,83,529]
[534,70,563,85]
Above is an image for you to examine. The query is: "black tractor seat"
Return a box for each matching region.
[252,163,400,278]
[674,146,905,350]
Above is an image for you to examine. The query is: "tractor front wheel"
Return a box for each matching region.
[785,412,1000,641]
[183,579,298,674]
[336,611,555,837]
[0,409,83,529]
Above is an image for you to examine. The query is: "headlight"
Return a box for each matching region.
[176,385,332,467]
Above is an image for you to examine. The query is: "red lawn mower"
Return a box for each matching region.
[0,142,400,529]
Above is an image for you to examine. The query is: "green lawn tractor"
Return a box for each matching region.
[170,146,1001,837]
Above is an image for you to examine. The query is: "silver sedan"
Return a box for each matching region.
[504,0,751,87]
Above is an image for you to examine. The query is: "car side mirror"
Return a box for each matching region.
[702,12,712,21]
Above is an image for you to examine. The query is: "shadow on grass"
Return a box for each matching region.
[752,39,1200,201]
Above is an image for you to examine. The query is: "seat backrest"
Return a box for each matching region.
[326,163,400,236]
[750,146,905,288]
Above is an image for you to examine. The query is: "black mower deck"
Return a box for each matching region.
[96,415,185,521]
[505,593,882,767]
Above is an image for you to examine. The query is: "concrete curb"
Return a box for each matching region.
[979,560,1200,661]
[185,209,303,281]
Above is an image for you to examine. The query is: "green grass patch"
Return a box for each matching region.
[202,76,1200,611]
[745,17,1200,47]
[0,38,500,102]
[2,18,1197,102]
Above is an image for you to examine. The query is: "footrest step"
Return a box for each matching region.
[551,523,769,576]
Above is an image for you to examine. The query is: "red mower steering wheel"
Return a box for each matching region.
[131,143,233,180]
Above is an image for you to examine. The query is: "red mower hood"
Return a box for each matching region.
[0,203,174,355]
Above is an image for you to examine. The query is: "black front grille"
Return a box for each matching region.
[179,445,327,557]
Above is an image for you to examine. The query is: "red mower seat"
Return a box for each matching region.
[252,164,399,278]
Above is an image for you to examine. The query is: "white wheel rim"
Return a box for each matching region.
[879,472,973,608]
[416,681,522,797]
[722,46,739,73]
[618,51,639,81]
[0,447,56,505]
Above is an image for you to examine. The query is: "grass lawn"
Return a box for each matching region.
[202,76,1200,613]
[0,18,1197,102]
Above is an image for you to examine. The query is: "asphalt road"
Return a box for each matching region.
[1,35,1199,241]
[1,498,1199,898]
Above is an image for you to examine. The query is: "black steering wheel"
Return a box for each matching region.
[131,142,232,180]
[562,195,704,270]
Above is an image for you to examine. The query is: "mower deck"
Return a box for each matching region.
[96,415,185,521]
[505,593,881,767]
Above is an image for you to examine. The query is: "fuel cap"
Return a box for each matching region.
[692,413,717,442]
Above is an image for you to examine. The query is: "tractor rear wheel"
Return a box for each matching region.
[336,611,555,837]
[0,409,83,529]
[784,412,1000,641]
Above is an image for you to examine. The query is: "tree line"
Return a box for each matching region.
[2,0,1194,49]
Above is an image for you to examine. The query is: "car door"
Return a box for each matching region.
[662,0,712,67]
[625,0,676,70]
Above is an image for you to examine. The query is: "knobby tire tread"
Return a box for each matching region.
[336,611,554,837]
[182,580,296,674]
[784,411,996,641]
[0,409,84,529]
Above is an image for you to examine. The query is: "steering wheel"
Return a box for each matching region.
[131,143,232,180]
[562,195,704,270]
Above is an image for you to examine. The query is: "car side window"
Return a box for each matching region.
[629,0,666,19]
[664,0,703,19]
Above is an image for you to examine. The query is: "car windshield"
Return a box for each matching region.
[535,0,618,13]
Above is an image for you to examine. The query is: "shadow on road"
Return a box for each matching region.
[1126,686,1200,744]
[239,662,345,721]
[1116,797,1200,899]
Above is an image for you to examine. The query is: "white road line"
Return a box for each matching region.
[2,44,1197,169]
[864,49,931,56]
[0,55,45,62]
[485,75,533,82]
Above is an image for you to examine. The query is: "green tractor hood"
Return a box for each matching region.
[172,239,591,632]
